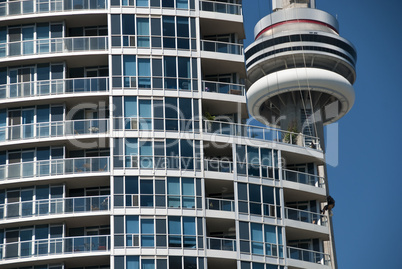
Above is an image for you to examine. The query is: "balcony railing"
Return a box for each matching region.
[0,235,110,260]
[0,0,107,17]
[207,237,236,251]
[0,156,110,181]
[202,80,245,96]
[199,0,242,15]
[0,119,109,142]
[204,159,233,173]
[282,169,325,188]
[0,77,109,100]
[0,36,108,58]
[287,246,331,266]
[206,197,235,212]
[203,120,321,150]
[114,155,201,171]
[201,40,243,55]
[285,207,327,226]
[0,195,110,220]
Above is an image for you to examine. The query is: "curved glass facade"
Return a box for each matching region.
[0,1,339,269]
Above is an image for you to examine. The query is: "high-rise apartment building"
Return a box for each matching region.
[0,0,355,269]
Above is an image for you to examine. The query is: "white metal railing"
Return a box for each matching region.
[0,36,108,58]
[199,0,242,15]
[0,119,109,142]
[0,0,107,17]
[206,197,235,212]
[207,237,236,251]
[0,156,110,181]
[114,155,201,171]
[287,246,331,266]
[0,195,110,219]
[203,120,321,150]
[0,77,109,100]
[202,80,245,96]
[285,207,327,226]
[201,40,243,55]
[204,159,233,173]
[282,169,325,187]
[0,235,110,260]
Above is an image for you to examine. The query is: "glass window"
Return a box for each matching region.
[249,184,261,203]
[168,216,181,234]
[37,64,50,81]
[239,222,249,240]
[125,138,138,155]
[37,23,49,39]
[164,57,176,78]
[264,225,276,244]
[261,148,272,166]
[167,177,180,207]
[178,57,190,78]
[138,59,151,88]
[141,219,154,247]
[124,55,136,76]
[126,176,138,194]
[182,178,194,196]
[142,259,155,269]
[127,256,139,269]
[111,15,121,35]
[124,96,137,117]
[176,17,189,37]
[127,216,139,233]
[182,217,195,235]
[123,15,135,35]
[136,0,149,7]
[139,100,151,129]
[177,0,188,9]
[169,257,182,269]
[137,18,150,48]
[247,146,259,164]
[162,0,174,8]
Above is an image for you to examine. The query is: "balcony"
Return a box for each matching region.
[202,80,245,96]
[0,235,110,261]
[0,119,109,143]
[114,155,201,171]
[207,237,236,251]
[199,0,242,15]
[285,207,327,226]
[0,36,108,59]
[0,195,110,220]
[203,120,322,150]
[282,169,325,188]
[0,77,109,101]
[0,0,107,18]
[201,40,243,55]
[0,156,110,182]
[287,246,331,266]
[206,197,235,212]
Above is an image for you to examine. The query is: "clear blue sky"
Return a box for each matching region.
[243,1,402,268]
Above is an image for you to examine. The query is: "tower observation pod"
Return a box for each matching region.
[246,0,357,148]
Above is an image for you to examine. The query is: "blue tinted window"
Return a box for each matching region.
[136,0,148,7]
[124,96,137,117]
[182,217,195,235]
[168,216,181,234]
[125,138,138,155]
[177,0,188,9]
[127,216,139,233]
[127,256,139,269]
[124,55,136,76]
